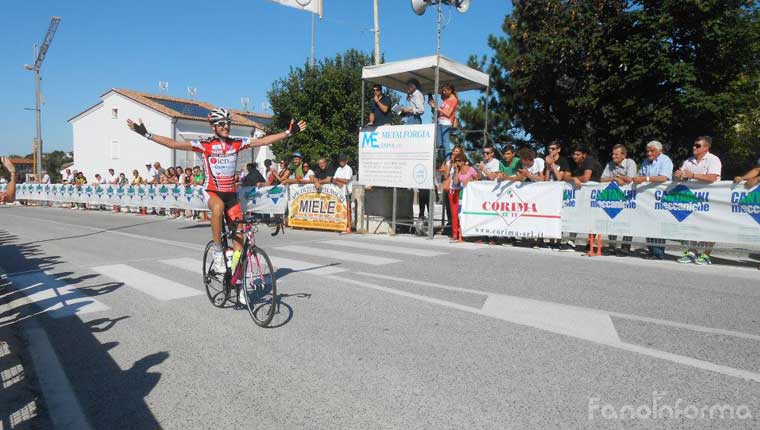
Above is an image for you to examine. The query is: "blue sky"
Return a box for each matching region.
[0,0,512,155]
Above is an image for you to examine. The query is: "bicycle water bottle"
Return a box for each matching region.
[225,249,233,267]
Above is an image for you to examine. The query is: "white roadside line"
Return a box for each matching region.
[341,272,760,383]
[354,272,760,342]
[23,317,93,429]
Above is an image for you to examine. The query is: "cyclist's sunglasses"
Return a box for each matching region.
[213,120,231,127]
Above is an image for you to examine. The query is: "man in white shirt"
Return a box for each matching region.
[65,169,75,183]
[40,171,51,184]
[333,154,353,194]
[477,144,502,180]
[106,168,118,185]
[400,79,425,125]
[332,154,353,232]
[675,135,722,265]
[145,162,157,184]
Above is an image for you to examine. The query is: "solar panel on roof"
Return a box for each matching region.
[147,98,211,119]
[242,114,272,125]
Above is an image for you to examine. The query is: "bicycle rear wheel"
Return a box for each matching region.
[203,241,229,307]
[240,246,277,327]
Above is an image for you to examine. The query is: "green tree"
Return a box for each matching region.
[483,0,759,173]
[43,150,73,182]
[267,49,376,166]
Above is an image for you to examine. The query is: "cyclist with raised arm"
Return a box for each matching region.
[127,108,306,273]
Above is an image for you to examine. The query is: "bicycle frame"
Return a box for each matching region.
[223,220,260,287]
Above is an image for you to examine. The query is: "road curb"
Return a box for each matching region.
[0,266,52,429]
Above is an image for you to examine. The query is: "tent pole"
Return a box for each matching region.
[484,85,489,145]
[428,0,443,240]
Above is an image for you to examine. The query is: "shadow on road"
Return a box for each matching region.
[0,228,168,429]
[14,218,172,247]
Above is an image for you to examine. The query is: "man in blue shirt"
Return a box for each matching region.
[633,140,673,260]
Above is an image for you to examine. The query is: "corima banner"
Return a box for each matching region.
[287,184,349,231]
[8,183,287,214]
[562,181,760,245]
[460,181,564,239]
[358,124,435,190]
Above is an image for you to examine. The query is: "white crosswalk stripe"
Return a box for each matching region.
[274,245,400,266]
[160,257,202,275]
[268,256,348,276]
[4,271,110,319]
[91,264,203,301]
[319,240,446,257]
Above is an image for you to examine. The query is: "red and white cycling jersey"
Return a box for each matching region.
[191,137,252,193]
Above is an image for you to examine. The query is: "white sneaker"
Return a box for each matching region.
[212,251,225,273]
[238,288,247,305]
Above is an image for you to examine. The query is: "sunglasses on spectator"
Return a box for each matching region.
[693,144,703,148]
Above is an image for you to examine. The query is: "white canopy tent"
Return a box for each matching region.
[361,55,490,94]
[360,54,490,238]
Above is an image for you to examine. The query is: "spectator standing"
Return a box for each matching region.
[241,163,266,187]
[428,84,459,159]
[675,136,722,265]
[400,79,425,125]
[516,148,545,182]
[562,146,602,252]
[106,168,118,185]
[333,154,354,232]
[131,170,143,185]
[118,172,128,186]
[300,162,315,184]
[313,158,335,190]
[734,157,760,188]
[40,171,51,184]
[64,168,75,183]
[544,140,572,181]
[192,166,204,186]
[439,145,465,226]
[368,84,392,126]
[600,144,637,256]
[145,163,156,184]
[282,152,304,185]
[449,152,478,242]
[498,146,521,179]
[632,140,674,260]
[265,160,280,186]
[477,144,503,180]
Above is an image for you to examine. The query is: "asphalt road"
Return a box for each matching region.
[1,205,759,429]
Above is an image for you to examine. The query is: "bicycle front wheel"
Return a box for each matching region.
[241,246,277,327]
[203,241,229,307]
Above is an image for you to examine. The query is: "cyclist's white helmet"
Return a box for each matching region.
[208,107,231,124]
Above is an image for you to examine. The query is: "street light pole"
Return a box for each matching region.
[24,16,60,180]
[33,57,43,179]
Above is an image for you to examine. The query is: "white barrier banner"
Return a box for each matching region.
[460,181,563,239]
[237,185,287,215]
[9,183,289,214]
[358,124,435,189]
[562,181,760,245]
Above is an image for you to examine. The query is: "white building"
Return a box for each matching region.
[68,88,273,180]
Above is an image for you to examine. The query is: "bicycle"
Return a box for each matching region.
[202,215,278,327]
